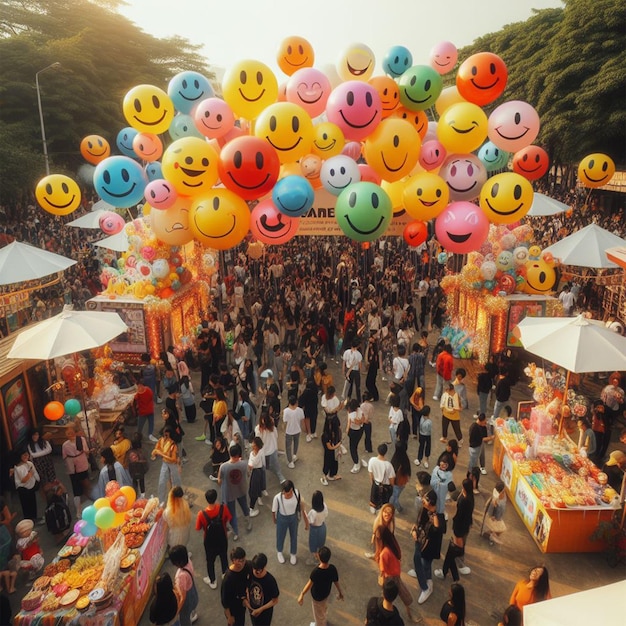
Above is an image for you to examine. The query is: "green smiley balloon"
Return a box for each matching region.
[335,181,392,242]
[398,65,443,112]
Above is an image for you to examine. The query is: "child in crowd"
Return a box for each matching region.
[170,545,198,626]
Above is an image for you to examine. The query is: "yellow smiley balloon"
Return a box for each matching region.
[363,118,421,182]
[311,122,345,158]
[403,172,450,221]
[577,153,616,189]
[35,174,81,216]
[437,101,488,154]
[123,84,175,134]
[479,172,534,224]
[161,137,219,197]
[222,59,278,120]
[255,102,314,164]
[190,189,251,250]
[149,197,194,246]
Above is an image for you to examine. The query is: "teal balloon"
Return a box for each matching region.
[81,505,97,524]
[81,522,98,537]
[64,398,81,416]
[94,506,116,530]
[478,141,510,172]
[335,182,392,243]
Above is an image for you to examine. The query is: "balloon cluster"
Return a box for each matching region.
[43,398,81,422]
[75,481,136,537]
[440,325,473,358]
[34,37,616,254]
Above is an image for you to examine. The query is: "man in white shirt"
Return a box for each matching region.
[342,340,363,402]
[368,443,396,514]
[283,395,304,469]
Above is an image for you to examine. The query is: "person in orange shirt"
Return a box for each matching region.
[509,565,551,610]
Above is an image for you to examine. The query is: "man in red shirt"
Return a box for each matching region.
[134,381,156,442]
[196,488,233,589]
[434,344,453,401]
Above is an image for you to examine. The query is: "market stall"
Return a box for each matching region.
[15,497,166,626]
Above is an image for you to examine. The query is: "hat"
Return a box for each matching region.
[16,519,34,536]
[606,450,626,467]
[260,369,273,379]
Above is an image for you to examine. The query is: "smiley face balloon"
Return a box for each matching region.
[577,153,616,188]
[320,155,361,196]
[419,140,447,171]
[132,132,163,162]
[326,81,382,142]
[479,172,534,224]
[368,76,400,119]
[403,172,450,221]
[311,122,345,158]
[277,36,315,76]
[337,43,375,82]
[488,100,540,153]
[144,179,178,210]
[222,60,278,120]
[403,220,429,247]
[456,52,508,107]
[36,174,81,216]
[439,154,487,202]
[429,41,458,75]
[398,65,443,112]
[80,135,110,165]
[250,198,300,244]
[272,175,314,217]
[437,102,488,154]
[335,182,392,242]
[512,145,549,181]
[435,201,490,254]
[161,137,219,197]
[382,45,413,78]
[168,71,214,115]
[285,68,331,118]
[193,98,236,140]
[123,84,175,134]
[149,196,193,246]
[477,141,510,172]
[99,211,125,235]
[390,106,429,139]
[189,189,250,250]
[93,156,148,208]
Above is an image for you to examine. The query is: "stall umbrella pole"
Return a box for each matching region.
[73,352,94,448]
[557,369,572,438]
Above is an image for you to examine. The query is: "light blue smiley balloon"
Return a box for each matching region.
[116,127,139,158]
[169,113,204,140]
[272,175,314,218]
[168,71,215,114]
[383,45,413,78]
[94,156,148,208]
[478,141,510,172]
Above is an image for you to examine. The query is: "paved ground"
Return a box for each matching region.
[8,344,625,625]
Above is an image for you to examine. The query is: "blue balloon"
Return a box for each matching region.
[145,161,163,181]
[383,45,413,78]
[169,113,204,140]
[478,141,510,172]
[116,127,139,158]
[272,175,314,218]
[81,505,97,524]
[168,71,214,115]
[81,522,98,537]
[93,156,148,208]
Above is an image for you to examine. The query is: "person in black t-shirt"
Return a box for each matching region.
[297,546,344,626]
[244,553,279,625]
[221,547,251,626]
[365,578,405,625]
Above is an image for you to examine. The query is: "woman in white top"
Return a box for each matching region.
[255,410,286,484]
[346,398,364,474]
[221,410,243,449]
[388,395,404,444]
[307,490,329,563]
[283,395,304,468]
[27,427,56,484]
[271,480,309,564]
[248,436,266,515]
[12,449,40,521]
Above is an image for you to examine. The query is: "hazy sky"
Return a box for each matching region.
[118,0,563,76]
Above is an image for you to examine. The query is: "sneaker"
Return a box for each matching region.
[418,586,433,604]
[320,476,329,486]
[361,458,368,468]
[232,534,239,542]
[350,464,360,473]
[149,434,159,443]
[424,460,429,469]
[288,462,295,469]
[432,395,439,401]
[414,459,421,466]
[246,517,253,531]
[293,455,298,462]
[480,467,487,475]
[156,397,163,404]
[262,490,269,497]
[369,506,376,514]
[205,439,212,446]
[203,576,217,589]
[427,580,433,591]
[277,552,285,564]
[364,552,375,559]
[473,489,480,495]
[408,569,417,578]
[249,508,260,517]
[439,437,447,443]
[195,434,206,441]
[312,433,318,438]
[458,566,471,575]
[257,498,263,507]
[290,554,297,565]
[190,610,199,623]
[306,435,312,443]
[458,439,464,447]
[209,474,218,482]
[434,569,444,579]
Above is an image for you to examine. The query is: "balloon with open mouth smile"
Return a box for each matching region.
[189,189,250,250]
[250,198,300,244]
[335,181,392,242]
[337,42,375,82]
[435,201,490,254]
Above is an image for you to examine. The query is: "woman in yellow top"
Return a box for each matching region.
[152,426,182,504]
[212,388,228,436]
[440,382,463,445]
[110,426,131,468]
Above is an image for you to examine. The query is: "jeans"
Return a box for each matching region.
[441,417,462,441]
[468,446,481,471]
[276,512,298,555]
[492,399,507,420]
[137,412,155,438]
[179,579,198,626]
[308,522,327,554]
[285,433,300,463]
[478,392,489,416]
[389,484,405,512]
[389,424,398,444]
[418,434,431,461]
[158,462,181,503]
[363,422,373,453]
[412,542,428,592]
[226,496,250,535]
[237,418,251,442]
[348,428,363,464]
[265,451,286,484]
[433,374,446,400]
[346,370,361,402]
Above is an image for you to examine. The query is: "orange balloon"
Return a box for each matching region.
[44,401,65,421]
[120,485,136,509]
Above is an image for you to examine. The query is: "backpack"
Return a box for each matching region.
[45,494,72,535]
[202,505,226,546]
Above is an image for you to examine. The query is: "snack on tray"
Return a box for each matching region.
[21,590,43,612]
[41,593,61,612]
[60,588,80,606]
[32,576,51,591]
[120,552,137,570]
[124,532,145,549]
[44,558,71,577]
[77,595,90,611]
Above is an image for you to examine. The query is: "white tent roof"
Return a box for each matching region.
[524,580,626,626]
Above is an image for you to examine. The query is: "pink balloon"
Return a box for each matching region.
[99,211,125,235]
[358,163,381,185]
[194,97,235,139]
[285,68,331,118]
[144,179,178,210]
[250,198,300,244]
[419,140,447,171]
[439,154,487,202]
[488,101,540,153]
[429,41,458,75]
[341,141,362,160]
[326,81,382,141]
[435,201,490,254]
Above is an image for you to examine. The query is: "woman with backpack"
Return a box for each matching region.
[93,447,131,500]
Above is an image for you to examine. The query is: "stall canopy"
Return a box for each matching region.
[0,241,76,285]
[524,580,626,626]
[93,230,129,252]
[527,192,569,217]
[543,223,626,268]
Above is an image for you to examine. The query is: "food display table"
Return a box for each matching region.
[493,415,619,553]
[15,508,166,625]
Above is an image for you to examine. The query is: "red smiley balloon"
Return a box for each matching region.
[512,145,550,181]
[218,136,280,201]
[403,220,429,247]
[250,198,300,244]
[456,52,507,107]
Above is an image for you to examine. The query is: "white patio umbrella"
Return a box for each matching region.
[0,241,77,285]
[93,230,129,252]
[543,223,626,268]
[527,192,570,217]
[7,305,128,361]
[66,209,106,229]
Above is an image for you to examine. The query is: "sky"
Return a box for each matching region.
[118,0,564,77]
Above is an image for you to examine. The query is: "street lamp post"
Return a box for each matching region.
[35,62,61,176]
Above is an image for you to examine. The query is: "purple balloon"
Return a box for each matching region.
[74,520,86,534]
